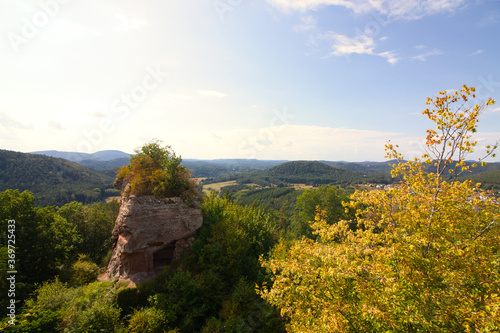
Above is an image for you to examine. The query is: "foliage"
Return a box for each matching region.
[0,149,117,206]
[461,169,500,190]
[233,187,300,211]
[2,309,61,333]
[116,287,148,318]
[259,85,500,332]
[213,278,284,332]
[116,140,199,203]
[0,190,77,309]
[293,185,354,239]
[57,200,118,264]
[195,192,277,285]
[70,255,100,286]
[126,307,173,333]
[3,280,124,332]
[129,193,284,332]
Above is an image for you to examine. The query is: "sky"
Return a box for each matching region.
[1,0,499,162]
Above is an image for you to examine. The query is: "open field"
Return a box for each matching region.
[106,196,121,203]
[290,184,317,190]
[202,180,238,192]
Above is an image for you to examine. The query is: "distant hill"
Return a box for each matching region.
[78,157,130,171]
[461,169,500,190]
[325,160,396,174]
[30,152,285,177]
[212,160,366,187]
[28,149,500,188]
[327,160,500,185]
[0,150,118,206]
[182,159,286,177]
[32,150,131,162]
[32,150,132,172]
[263,161,364,184]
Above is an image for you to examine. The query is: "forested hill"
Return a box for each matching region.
[0,150,117,206]
[325,160,396,174]
[234,160,365,186]
[32,149,131,162]
[462,169,500,190]
[32,150,131,172]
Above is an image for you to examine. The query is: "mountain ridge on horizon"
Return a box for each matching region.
[30,149,397,164]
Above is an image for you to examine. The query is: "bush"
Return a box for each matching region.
[69,301,121,333]
[116,140,200,204]
[2,309,61,333]
[116,287,148,318]
[126,307,173,333]
[70,255,100,286]
[66,281,122,332]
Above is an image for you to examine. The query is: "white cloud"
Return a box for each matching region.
[268,0,467,20]
[322,33,398,63]
[469,49,484,56]
[328,33,375,56]
[197,90,228,98]
[293,15,318,32]
[411,49,444,61]
[478,11,499,27]
[378,50,399,64]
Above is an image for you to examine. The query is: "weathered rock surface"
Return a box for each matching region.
[106,187,203,285]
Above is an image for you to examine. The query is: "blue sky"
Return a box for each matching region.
[1,0,499,161]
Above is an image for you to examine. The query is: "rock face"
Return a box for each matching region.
[106,182,202,284]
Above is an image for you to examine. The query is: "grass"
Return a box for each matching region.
[202,180,238,193]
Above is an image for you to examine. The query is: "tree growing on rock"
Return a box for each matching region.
[259,85,500,332]
[116,140,200,203]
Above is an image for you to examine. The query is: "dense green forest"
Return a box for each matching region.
[0,143,356,332]
[2,116,500,332]
[1,184,347,331]
[459,168,500,190]
[28,149,500,190]
[202,160,368,187]
[0,150,118,206]
[202,159,500,189]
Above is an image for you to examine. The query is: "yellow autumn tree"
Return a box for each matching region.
[259,85,500,332]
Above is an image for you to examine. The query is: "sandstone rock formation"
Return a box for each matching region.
[106,180,203,285]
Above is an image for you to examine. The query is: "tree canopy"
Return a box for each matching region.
[116,140,199,203]
[259,85,500,332]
